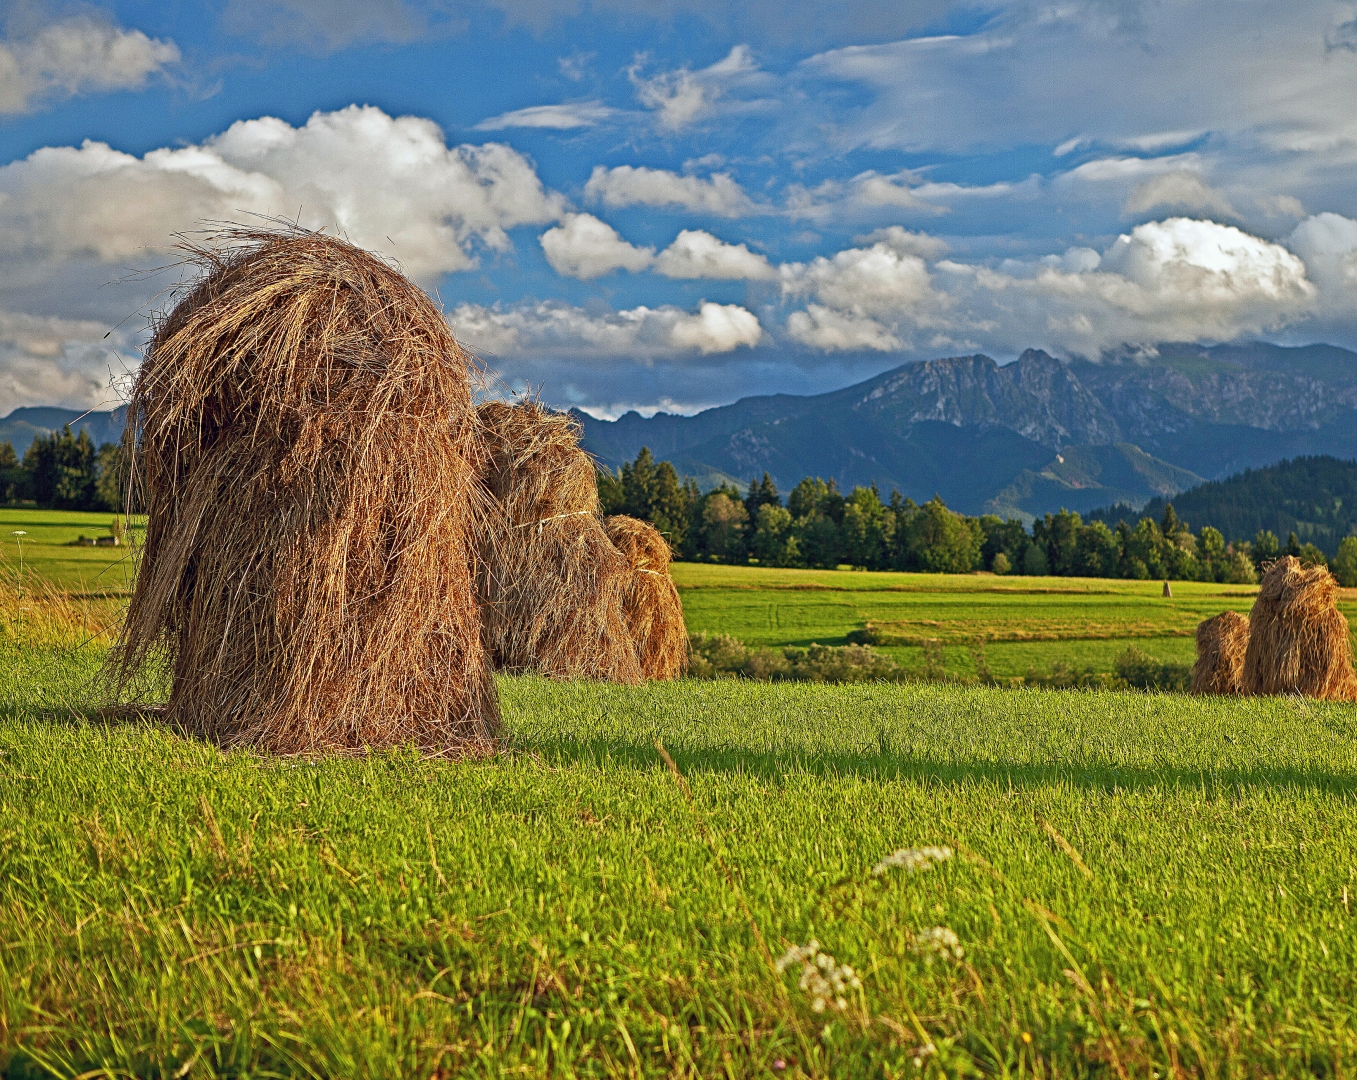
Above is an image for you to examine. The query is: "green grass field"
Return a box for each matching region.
[0,509,142,594]
[4,513,1357,1074]
[673,563,1289,679]
[3,635,1357,1077]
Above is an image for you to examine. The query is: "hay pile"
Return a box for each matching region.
[605,515,687,680]
[475,401,642,683]
[1191,609,1249,695]
[1241,555,1357,700]
[109,228,499,753]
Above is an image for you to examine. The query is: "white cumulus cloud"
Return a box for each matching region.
[1287,212,1357,322]
[653,229,775,279]
[449,299,762,359]
[778,217,1321,357]
[0,14,179,114]
[0,310,135,410]
[584,164,757,217]
[0,105,566,283]
[959,218,1317,355]
[780,234,949,349]
[539,213,654,279]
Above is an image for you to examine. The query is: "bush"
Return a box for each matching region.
[1111,646,1191,691]
[688,633,905,683]
[1334,536,1357,587]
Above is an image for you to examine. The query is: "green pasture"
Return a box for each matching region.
[674,563,1292,679]
[2,504,1339,680]
[0,509,141,594]
[3,641,1357,1076]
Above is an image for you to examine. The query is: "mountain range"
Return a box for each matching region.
[576,342,1357,519]
[0,406,127,458]
[6,341,1357,522]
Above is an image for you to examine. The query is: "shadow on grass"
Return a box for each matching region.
[507,731,1357,797]
[10,695,1357,797]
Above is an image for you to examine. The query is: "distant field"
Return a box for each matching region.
[3,636,1356,1076]
[675,563,1303,678]
[0,508,142,593]
[6,507,1356,680]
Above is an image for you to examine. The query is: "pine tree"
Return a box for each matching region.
[743,472,780,521]
[0,440,22,503]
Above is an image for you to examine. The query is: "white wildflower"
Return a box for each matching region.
[913,926,964,962]
[775,940,861,1012]
[871,845,953,877]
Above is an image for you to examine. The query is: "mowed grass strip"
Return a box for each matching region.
[2,641,1356,1076]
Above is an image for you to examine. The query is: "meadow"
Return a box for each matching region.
[674,563,1292,680]
[3,512,1357,1076]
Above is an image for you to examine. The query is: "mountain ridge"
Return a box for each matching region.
[575,341,1357,518]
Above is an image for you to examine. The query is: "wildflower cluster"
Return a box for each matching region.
[775,940,862,1013]
[871,845,953,877]
[913,926,965,962]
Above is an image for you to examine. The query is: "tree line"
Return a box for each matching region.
[0,428,130,512]
[600,447,1357,585]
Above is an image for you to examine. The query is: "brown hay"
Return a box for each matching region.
[108,227,499,753]
[1191,609,1249,695]
[605,515,688,680]
[1241,555,1357,700]
[475,400,642,683]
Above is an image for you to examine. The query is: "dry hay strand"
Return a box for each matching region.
[476,400,642,683]
[108,226,499,753]
[1242,555,1357,700]
[604,515,687,680]
[1191,609,1249,695]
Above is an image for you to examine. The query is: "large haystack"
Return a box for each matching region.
[476,401,642,683]
[109,228,499,753]
[1191,610,1249,695]
[1242,555,1357,700]
[605,515,687,680]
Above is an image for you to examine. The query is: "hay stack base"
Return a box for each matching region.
[110,228,498,754]
[476,401,642,683]
[1242,555,1357,700]
[1192,610,1249,694]
[605,515,687,680]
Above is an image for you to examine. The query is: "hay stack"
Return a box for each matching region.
[605,515,687,680]
[1191,610,1249,694]
[1241,555,1357,700]
[109,228,498,752]
[475,401,642,683]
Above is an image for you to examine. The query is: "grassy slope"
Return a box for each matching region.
[673,563,1283,678]
[3,641,1357,1077]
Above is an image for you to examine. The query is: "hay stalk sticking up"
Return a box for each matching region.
[605,515,687,680]
[1191,609,1249,695]
[109,227,499,753]
[476,401,642,683]
[1241,555,1357,700]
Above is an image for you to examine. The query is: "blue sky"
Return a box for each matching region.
[1,0,1356,417]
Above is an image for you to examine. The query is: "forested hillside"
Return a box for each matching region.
[1089,455,1357,556]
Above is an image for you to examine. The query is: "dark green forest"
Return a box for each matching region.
[1089,455,1357,558]
[601,448,1357,585]
[0,428,128,512]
